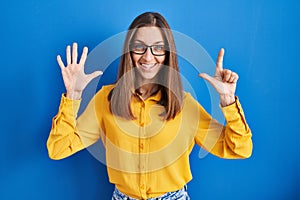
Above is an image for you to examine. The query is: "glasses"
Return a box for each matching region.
[130,43,167,56]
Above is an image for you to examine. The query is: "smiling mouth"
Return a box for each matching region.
[139,63,157,71]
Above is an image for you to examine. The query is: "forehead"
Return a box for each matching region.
[133,26,164,44]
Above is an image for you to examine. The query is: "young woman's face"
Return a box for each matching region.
[131,26,166,80]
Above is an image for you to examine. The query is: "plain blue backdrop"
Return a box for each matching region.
[1,0,299,199]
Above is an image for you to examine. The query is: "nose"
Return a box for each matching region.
[142,47,154,61]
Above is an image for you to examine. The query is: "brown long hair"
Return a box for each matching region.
[109,12,183,120]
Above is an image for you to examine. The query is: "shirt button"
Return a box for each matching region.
[140,184,145,189]
[138,164,144,170]
[139,143,144,150]
[140,122,145,127]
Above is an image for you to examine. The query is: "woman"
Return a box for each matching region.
[47,12,252,200]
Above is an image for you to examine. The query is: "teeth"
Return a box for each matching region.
[141,63,156,68]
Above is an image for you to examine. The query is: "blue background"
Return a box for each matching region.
[1,0,299,199]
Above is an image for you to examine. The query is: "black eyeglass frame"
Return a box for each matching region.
[130,44,168,56]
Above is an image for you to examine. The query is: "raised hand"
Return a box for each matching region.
[57,43,103,100]
[199,48,238,107]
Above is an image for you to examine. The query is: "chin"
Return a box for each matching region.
[136,69,160,81]
[140,73,157,80]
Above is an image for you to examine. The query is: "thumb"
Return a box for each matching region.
[199,73,214,83]
[87,70,103,82]
[199,73,225,95]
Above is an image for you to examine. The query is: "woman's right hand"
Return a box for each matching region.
[57,43,103,100]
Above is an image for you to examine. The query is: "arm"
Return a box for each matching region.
[47,95,83,160]
[197,48,252,158]
[47,94,102,160]
[47,43,102,160]
[194,97,252,159]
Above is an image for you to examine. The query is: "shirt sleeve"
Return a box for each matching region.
[194,96,253,159]
[46,94,101,160]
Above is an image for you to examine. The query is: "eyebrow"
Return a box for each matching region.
[133,40,164,45]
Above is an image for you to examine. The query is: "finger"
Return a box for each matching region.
[229,75,235,83]
[227,71,238,83]
[231,72,239,83]
[222,69,232,82]
[216,48,225,71]
[72,42,78,64]
[57,55,65,70]
[87,71,103,82]
[232,77,238,83]
[199,73,214,84]
[79,46,88,66]
[66,45,71,65]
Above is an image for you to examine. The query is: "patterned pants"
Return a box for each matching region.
[112,185,190,200]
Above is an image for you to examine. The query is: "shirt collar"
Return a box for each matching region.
[132,89,162,102]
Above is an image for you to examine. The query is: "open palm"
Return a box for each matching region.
[57,43,102,99]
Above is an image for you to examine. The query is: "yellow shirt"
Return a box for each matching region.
[47,84,252,199]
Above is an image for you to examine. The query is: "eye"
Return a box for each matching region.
[133,44,146,51]
[153,45,165,52]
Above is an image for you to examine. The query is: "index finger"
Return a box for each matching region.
[216,48,225,70]
[79,46,88,66]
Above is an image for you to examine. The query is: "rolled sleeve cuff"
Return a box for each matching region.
[59,94,82,117]
[220,96,246,122]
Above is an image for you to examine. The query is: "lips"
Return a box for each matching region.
[139,63,157,71]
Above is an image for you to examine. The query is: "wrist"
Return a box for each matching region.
[66,90,82,100]
[220,94,235,107]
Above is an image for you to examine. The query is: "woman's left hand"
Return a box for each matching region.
[199,48,238,107]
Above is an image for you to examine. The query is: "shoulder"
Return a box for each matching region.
[183,91,197,104]
[182,91,207,112]
[100,84,115,93]
[94,84,115,101]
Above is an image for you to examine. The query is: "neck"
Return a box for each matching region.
[135,73,160,100]
[136,83,159,100]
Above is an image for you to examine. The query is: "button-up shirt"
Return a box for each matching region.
[47,84,252,199]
